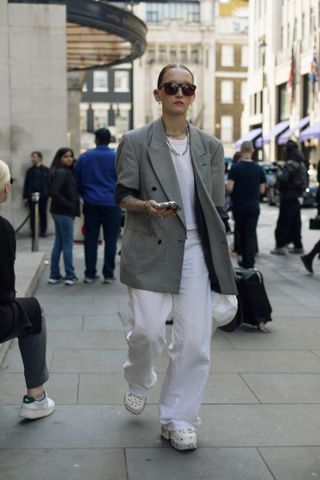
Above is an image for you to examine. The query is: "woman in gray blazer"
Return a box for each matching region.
[116,64,237,451]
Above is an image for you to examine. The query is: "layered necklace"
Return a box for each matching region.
[165,126,190,157]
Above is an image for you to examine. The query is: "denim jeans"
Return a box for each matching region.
[83,203,122,279]
[50,213,75,280]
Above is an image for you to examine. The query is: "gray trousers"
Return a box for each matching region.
[18,313,49,389]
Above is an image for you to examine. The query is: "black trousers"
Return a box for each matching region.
[233,212,259,268]
[29,196,48,236]
[275,198,303,249]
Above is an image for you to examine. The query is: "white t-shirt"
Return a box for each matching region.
[167,137,197,230]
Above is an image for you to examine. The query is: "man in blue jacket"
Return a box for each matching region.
[75,128,122,283]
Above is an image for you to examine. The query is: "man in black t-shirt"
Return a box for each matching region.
[227,141,266,268]
[23,151,49,237]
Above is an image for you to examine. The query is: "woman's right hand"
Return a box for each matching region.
[144,200,177,218]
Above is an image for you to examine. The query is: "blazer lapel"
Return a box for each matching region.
[147,119,186,226]
[189,125,212,191]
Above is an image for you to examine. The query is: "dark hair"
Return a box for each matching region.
[31,151,43,159]
[95,128,111,145]
[50,147,74,177]
[232,151,241,164]
[286,139,305,163]
[157,64,194,89]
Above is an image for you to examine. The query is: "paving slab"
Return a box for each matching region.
[259,447,320,480]
[0,373,78,405]
[242,373,320,403]
[78,372,258,405]
[45,314,83,331]
[126,447,274,480]
[83,314,128,331]
[211,350,320,373]
[1,404,320,449]
[0,448,127,480]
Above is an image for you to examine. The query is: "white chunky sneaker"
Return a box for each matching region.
[124,391,146,415]
[161,426,198,451]
[19,393,55,420]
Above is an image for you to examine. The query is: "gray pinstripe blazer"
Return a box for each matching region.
[116,118,237,295]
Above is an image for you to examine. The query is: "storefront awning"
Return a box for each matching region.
[300,121,320,142]
[255,120,290,148]
[278,116,310,145]
[234,128,262,149]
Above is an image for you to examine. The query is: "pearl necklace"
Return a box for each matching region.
[165,129,190,157]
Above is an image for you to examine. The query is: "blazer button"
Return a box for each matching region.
[157,239,162,244]
[152,186,157,191]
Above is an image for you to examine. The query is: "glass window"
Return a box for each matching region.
[93,71,108,92]
[191,48,199,64]
[80,103,89,132]
[241,46,248,67]
[221,80,234,103]
[180,48,188,63]
[114,71,130,92]
[114,104,131,136]
[146,2,200,24]
[220,116,233,142]
[159,46,167,63]
[221,45,234,67]
[92,104,109,129]
[169,47,177,62]
[147,46,156,63]
[241,81,247,104]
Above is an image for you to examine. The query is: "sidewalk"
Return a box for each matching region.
[0,204,319,480]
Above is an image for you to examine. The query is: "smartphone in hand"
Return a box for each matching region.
[156,201,181,211]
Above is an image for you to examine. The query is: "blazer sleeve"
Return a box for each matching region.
[115,135,141,204]
[210,142,225,208]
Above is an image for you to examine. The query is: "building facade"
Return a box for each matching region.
[132,0,216,134]
[80,64,133,149]
[214,0,249,157]
[245,0,320,165]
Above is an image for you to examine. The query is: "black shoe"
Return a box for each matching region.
[300,255,313,273]
[288,247,304,254]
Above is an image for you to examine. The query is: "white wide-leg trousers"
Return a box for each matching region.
[124,230,213,431]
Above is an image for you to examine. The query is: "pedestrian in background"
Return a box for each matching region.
[116,63,237,451]
[227,141,266,269]
[75,128,122,284]
[271,140,307,255]
[48,148,80,286]
[23,151,49,237]
[0,159,54,420]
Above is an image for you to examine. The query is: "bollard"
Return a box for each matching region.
[32,192,40,252]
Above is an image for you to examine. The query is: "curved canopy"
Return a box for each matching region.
[66,0,147,71]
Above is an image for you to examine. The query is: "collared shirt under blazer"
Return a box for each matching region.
[116,118,237,295]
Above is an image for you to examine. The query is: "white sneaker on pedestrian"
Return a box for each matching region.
[19,393,55,420]
[124,391,146,415]
[48,277,62,285]
[64,276,78,286]
[103,276,116,284]
[161,426,197,451]
[83,275,100,284]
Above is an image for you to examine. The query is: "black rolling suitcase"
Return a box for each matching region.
[219,268,272,332]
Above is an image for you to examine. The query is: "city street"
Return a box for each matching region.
[0,204,319,480]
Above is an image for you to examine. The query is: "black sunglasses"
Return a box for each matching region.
[159,82,196,97]
[9,176,14,185]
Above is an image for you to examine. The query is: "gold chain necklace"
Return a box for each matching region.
[165,129,189,156]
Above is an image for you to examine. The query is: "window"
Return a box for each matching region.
[92,103,109,130]
[241,46,248,67]
[220,116,233,142]
[221,80,233,103]
[169,47,177,62]
[221,45,234,67]
[93,71,108,92]
[114,71,130,92]
[146,46,156,63]
[180,48,188,63]
[191,48,199,64]
[241,81,247,104]
[159,46,167,63]
[146,2,200,24]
